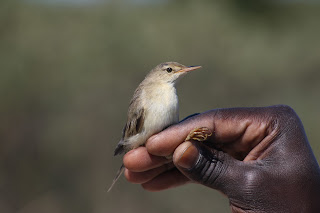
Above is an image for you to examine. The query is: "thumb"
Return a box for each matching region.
[173,141,246,195]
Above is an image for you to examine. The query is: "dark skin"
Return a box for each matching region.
[123,105,320,213]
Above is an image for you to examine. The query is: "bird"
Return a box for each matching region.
[107,62,202,192]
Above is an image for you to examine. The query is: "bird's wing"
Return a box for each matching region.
[114,103,145,156]
[122,104,145,139]
[121,86,146,139]
[114,87,145,156]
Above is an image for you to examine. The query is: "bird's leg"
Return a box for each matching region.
[165,127,213,160]
[185,127,213,142]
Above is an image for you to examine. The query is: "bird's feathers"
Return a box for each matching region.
[123,94,145,139]
[114,107,145,155]
[107,164,125,192]
[108,62,200,192]
[114,87,146,156]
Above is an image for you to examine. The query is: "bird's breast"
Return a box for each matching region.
[142,83,179,134]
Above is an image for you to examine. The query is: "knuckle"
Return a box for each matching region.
[269,105,302,132]
[274,104,296,115]
[242,168,266,189]
[272,105,298,120]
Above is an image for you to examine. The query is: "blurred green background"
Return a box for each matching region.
[1,0,320,212]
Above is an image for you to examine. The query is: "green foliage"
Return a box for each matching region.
[0,0,319,212]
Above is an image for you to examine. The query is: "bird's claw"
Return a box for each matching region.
[185,127,213,142]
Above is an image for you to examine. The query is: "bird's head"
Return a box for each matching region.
[146,62,201,84]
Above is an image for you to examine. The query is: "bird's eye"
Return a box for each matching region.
[166,67,173,73]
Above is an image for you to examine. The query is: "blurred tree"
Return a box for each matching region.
[0,0,319,213]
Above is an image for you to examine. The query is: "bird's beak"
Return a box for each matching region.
[177,66,202,73]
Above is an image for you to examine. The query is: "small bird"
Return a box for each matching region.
[107,62,202,192]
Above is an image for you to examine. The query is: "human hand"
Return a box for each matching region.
[123,105,320,212]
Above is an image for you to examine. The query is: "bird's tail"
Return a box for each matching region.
[107,164,125,192]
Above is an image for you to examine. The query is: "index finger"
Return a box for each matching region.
[146,112,214,157]
[146,107,279,160]
[123,146,171,172]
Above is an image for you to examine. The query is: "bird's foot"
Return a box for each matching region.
[185,127,213,142]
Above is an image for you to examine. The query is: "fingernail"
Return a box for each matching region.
[175,142,199,169]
